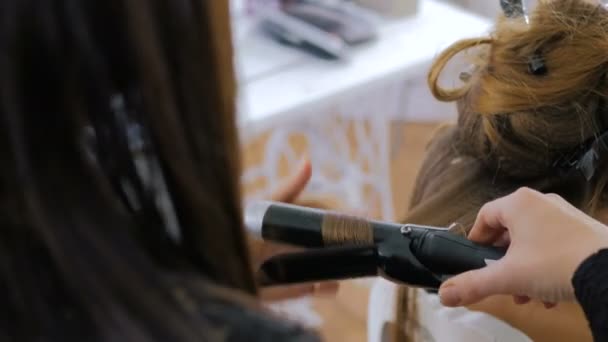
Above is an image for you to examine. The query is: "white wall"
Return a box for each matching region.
[442,0,501,18]
[467,0,501,17]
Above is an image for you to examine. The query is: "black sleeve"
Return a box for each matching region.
[572,248,608,342]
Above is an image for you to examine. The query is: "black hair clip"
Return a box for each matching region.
[499,0,548,75]
[528,54,547,75]
[553,130,608,181]
[500,0,525,18]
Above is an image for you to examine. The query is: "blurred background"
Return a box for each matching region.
[233,1,497,341]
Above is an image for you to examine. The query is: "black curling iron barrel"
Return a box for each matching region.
[246,201,331,248]
[245,201,506,289]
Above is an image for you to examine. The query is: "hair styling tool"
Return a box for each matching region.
[245,201,505,290]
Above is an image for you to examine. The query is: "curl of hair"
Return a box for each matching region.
[428,0,608,182]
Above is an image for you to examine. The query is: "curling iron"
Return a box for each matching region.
[245,201,505,290]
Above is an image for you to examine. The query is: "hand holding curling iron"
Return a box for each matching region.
[439,188,608,308]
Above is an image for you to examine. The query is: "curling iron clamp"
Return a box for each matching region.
[245,201,506,290]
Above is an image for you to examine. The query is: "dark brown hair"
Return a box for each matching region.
[0,1,258,341]
[395,0,608,340]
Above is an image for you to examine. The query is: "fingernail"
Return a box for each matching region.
[439,285,462,306]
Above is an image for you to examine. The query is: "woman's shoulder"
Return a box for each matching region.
[176,276,321,342]
[199,295,321,342]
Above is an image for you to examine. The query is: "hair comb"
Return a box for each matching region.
[245,201,505,289]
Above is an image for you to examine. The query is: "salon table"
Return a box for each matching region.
[237,0,491,220]
[235,0,491,340]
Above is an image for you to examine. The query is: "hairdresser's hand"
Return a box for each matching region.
[249,158,340,301]
[439,187,608,307]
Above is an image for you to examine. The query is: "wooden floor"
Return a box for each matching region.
[310,122,438,342]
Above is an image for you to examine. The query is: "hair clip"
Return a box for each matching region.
[528,54,547,75]
[579,131,608,180]
[553,130,608,181]
[500,0,525,18]
[459,72,472,82]
[90,93,183,242]
[499,0,547,75]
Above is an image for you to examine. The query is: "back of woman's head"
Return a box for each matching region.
[407,0,608,228]
[0,1,256,341]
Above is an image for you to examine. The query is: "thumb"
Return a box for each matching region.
[270,158,312,203]
[438,262,509,307]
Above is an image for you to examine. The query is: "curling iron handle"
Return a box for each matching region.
[414,230,506,275]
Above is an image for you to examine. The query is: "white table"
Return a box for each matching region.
[236,0,491,221]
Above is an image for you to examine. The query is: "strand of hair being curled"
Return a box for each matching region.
[428,37,492,102]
